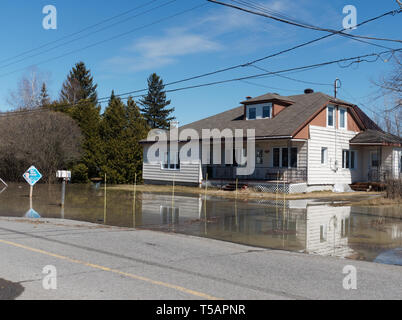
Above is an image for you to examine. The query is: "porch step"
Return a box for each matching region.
[350,182,386,192]
[222,183,248,191]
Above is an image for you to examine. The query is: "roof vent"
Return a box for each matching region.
[304,88,314,94]
[245,96,252,100]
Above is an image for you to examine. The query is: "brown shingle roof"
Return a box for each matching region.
[240,93,295,105]
[350,129,402,146]
[141,91,384,142]
[179,92,333,138]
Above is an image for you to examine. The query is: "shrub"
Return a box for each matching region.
[71,163,89,183]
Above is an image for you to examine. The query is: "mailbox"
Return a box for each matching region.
[56,170,71,180]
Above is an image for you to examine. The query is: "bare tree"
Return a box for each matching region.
[0,111,82,183]
[7,67,51,111]
[372,53,402,136]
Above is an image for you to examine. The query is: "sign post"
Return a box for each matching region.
[23,166,42,218]
[23,166,42,199]
[56,170,71,208]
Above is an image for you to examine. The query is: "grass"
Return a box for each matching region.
[108,183,389,203]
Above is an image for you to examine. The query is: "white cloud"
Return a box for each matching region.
[105,30,222,72]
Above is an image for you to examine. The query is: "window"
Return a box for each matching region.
[290,148,298,168]
[342,150,356,169]
[370,151,379,168]
[281,148,289,168]
[339,108,346,129]
[327,106,335,127]
[249,107,256,120]
[273,148,280,167]
[321,147,328,164]
[262,105,271,118]
[163,151,180,170]
[256,149,263,165]
[320,224,327,242]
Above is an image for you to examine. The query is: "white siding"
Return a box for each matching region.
[393,148,402,179]
[308,125,360,185]
[143,144,202,184]
[305,205,354,258]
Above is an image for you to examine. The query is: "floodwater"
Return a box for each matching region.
[0,183,401,266]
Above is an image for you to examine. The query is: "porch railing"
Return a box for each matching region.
[203,165,307,183]
[368,168,392,182]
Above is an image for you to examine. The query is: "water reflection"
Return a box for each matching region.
[0,183,401,265]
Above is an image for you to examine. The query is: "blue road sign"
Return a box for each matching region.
[23,166,42,186]
[25,208,41,219]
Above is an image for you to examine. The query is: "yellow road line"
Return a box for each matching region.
[0,239,220,300]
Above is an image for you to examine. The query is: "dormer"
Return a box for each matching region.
[241,93,294,120]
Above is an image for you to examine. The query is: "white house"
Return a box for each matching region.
[141,90,402,193]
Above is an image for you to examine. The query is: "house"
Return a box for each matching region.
[141,89,402,193]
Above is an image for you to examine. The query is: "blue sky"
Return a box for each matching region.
[0,0,400,125]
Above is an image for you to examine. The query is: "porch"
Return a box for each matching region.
[203,165,308,183]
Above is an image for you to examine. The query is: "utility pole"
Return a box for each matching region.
[334,78,342,99]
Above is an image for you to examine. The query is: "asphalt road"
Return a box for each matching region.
[0,217,401,300]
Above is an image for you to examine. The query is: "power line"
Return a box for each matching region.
[2,47,400,117]
[0,2,207,79]
[108,7,402,99]
[211,0,401,47]
[0,0,178,70]
[0,0,159,65]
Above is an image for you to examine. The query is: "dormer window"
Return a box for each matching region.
[327,105,335,127]
[249,107,256,120]
[262,105,271,118]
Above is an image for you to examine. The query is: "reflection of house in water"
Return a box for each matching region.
[140,194,356,258]
[305,205,353,258]
[140,193,202,227]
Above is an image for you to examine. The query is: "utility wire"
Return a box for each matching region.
[211,0,402,46]
[2,47,400,117]
[108,7,402,99]
[0,0,177,70]
[0,2,207,79]
[0,0,159,65]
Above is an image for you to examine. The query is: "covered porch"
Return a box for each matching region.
[201,138,308,184]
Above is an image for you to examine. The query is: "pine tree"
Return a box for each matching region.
[139,73,175,129]
[125,97,149,182]
[60,62,98,104]
[39,83,50,107]
[100,91,130,183]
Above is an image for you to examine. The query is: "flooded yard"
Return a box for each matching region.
[0,183,401,266]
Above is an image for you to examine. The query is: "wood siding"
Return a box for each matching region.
[307,125,360,185]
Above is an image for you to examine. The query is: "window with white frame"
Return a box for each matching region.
[327,106,335,127]
[248,107,256,120]
[256,149,263,164]
[321,147,328,164]
[320,224,327,242]
[272,147,297,168]
[163,151,180,170]
[339,108,347,129]
[342,150,356,169]
[262,105,271,118]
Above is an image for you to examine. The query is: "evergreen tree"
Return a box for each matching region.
[124,97,149,182]
[69,99,103,179]
[100,91,130,183]
[139,73,175,129]
[39,83,50,107]
[60,62,98,104]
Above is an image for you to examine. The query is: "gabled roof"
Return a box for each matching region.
[179,92,353,138]
[240,93,295,105]
[350,129,402,146]
[141,91,388,143]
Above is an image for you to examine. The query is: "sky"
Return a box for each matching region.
[0,0,400,125]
